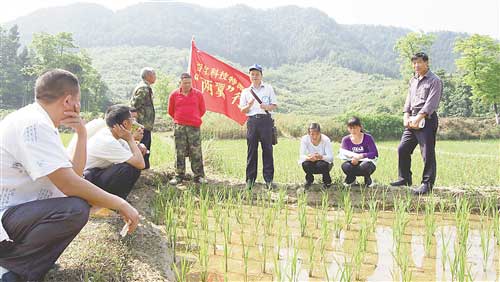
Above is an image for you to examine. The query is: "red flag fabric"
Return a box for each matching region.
[189,40,249,125]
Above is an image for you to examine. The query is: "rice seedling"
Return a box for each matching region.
[253,211,262,237]
[342,189,353,230]
[439,228,449,271]
[242,240,250,282]
[314,206,321,230]
[259,235,268,274]
[184,192,196,247]
[244,188,253,206]
[307,236,316,277]
[332,214,343,240]
[360,188,367,211]
[439,198,446,218]
[235,192,244,225]
[479,210,493,272]
[164,204,178,262]
[276,224,283,260]
[381,187,388,211]
[199,191,210,233]
[273,248,283,282]
[493,207,500,245]
[288,240,300,282]
[352,219,369,280]
[479,222,493,272]
[298,192,308,237]
[319,214,329,262]
[172,257,191,282]
[424,195,436,256]
[339,255,353,282]
[392,242,412,282]
[368,189,379,232]
[223,214,231,274]
[264,204,275,236]
[198,234,209,282]
[393,195,409,255]
[452,196,471,281]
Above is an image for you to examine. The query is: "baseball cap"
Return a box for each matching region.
[249,64,263,73]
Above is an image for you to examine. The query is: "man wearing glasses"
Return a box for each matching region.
[83,105,147,200]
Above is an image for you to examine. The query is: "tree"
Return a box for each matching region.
[152,72,175,115]
[436,69,473,117]
[24,32,111,112]
[454,34,500,125]
[394,32,435,79]
[0,25,29,108]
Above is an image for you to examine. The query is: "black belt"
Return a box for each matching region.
[249,114,270,119]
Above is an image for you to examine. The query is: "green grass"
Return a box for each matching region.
[204,138,499,187]
[61,132,498,187]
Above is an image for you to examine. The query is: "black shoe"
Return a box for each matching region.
[1,271,22,282]
[412,183,432,195]
[304,181,313,189]
[364,176,373,187]
[390,178,412,186]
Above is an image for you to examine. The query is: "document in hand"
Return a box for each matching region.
[338,148,378,166]
[409,116,425,128]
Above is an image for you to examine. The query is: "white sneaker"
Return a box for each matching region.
[343,180,358,188]
[368,182,376,188]
[0,266,9,277]
[195,177,208,184]
[169,177,181,185]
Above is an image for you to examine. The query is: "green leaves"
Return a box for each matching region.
[454,35,500,123]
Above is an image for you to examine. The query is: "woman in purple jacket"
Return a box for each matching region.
[339,117,379,187]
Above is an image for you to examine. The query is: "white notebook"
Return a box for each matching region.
[410,116,425,128]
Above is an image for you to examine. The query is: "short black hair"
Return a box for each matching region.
[308,123,321,132]
[411,52,429,62]
[35,69,79,103]
[105,105,132,128]
[347,116,362,128]
[180,73,191,80]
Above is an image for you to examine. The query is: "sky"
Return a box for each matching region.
[1,0,499,38]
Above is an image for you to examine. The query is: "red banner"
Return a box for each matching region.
[189,40,249,125]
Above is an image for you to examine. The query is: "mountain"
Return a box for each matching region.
[4,2,468,78]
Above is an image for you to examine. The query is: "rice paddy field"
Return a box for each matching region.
[149,134,499,188]
[61,132,500,281]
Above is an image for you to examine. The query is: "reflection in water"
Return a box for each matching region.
[467,229,496,281]
[411,234,425,268]
[178,205,500,281]
[435,225,455,281]
[367,226,395,281]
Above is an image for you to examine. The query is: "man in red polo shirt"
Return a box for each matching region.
[168,73,207,185]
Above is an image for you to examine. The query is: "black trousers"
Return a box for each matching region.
[140,129,152,169]
[397,113,438,185]
[341,161,376,184]
[0,197,90,281]
[302,160,333,184]
[246,115,274,183]
[84,163,141,200]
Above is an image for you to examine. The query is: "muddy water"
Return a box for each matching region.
[175,205,499,281]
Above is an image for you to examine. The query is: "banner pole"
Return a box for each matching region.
[187,35,195,74]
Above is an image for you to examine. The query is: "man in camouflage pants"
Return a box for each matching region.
[168,73,207,185]
[130,67,156,169]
